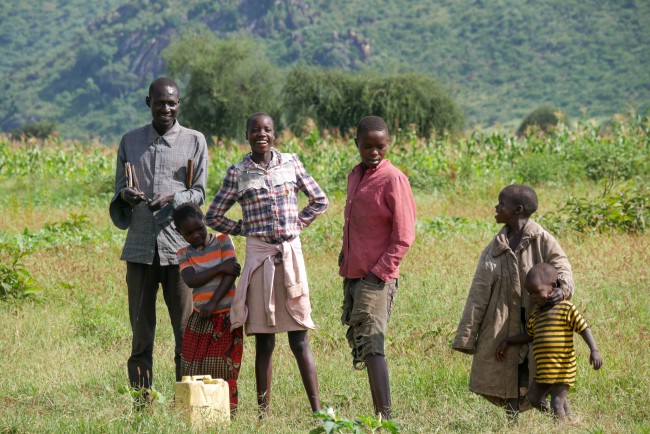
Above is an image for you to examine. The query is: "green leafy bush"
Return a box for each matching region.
[311,407,399,434]
[514,152,580,185]
[574,122,649,181]
[283,67,463,137]
[0,214,102,304]
[539,180,648,234]
[165,32,282,141]
[5,213,94,249]
[0,241,39,302]
[516,105,566,136]
[12,120,58,140]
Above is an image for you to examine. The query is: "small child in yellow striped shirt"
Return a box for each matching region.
[496,263,603,422]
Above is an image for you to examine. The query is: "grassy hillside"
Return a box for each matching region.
[1,0,649,141]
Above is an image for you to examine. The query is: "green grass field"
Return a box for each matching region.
[1,127,648,433]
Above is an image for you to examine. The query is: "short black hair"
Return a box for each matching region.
[173,202,203,230]
[525,263,558,287]
[356,116,388,138]
[246,112,274,131]
[501,184,538,217]
[149,77,179,97]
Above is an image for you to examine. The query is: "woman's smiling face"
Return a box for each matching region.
[247,115,275,155]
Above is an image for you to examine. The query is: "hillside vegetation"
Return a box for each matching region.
[1,0,649,141]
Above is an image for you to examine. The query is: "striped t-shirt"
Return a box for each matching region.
[177,233,237,314]
[526,300,588,386]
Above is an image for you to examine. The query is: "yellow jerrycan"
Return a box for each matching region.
[175,375,230,429]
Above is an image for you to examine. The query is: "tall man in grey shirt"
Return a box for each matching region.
[110,77,208,389]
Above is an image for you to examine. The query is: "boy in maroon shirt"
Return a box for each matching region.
[339,116,416,419]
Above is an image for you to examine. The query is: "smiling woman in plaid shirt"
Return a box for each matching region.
[205,113,328,417]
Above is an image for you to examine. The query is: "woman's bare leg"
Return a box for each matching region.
[255,333,275,417]
[288,330,321,412]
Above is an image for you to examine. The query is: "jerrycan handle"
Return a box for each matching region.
[181,375,213,382]
[192,375,213,382]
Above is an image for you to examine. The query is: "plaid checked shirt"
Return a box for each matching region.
[110,122,208,265]
[205,149,328,243]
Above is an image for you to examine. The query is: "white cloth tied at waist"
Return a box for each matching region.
[229,235,314,331]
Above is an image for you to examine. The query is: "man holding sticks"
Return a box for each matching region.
[110,77,208,395]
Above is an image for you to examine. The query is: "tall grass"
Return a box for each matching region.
[1,120,648,432]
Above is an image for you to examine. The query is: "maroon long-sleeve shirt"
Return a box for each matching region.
[339,159,416,282]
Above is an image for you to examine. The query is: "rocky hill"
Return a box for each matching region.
[2,0,648,141]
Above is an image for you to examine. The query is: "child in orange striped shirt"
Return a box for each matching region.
[174,202,243,414]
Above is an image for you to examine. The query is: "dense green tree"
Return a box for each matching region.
[283,67,463,136]
[282,67,361,134]
[361,73,464,136]
[11,120,58,140]
[516,105,567,136]
[164,31,282,141]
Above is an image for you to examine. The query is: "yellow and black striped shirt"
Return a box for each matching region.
[526,300,588,386]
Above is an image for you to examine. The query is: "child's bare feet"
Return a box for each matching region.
[518,396,531,413]
[557,413,583,427]
[518,396,550,413]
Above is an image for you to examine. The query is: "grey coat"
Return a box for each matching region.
[452,220,574,400]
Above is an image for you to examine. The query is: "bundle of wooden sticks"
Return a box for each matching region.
[124,158,194,205]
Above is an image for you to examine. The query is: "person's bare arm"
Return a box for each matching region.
[181,258,240,288]
[199,274,237,319]
[580,327,603,370]
[496,333,533,361]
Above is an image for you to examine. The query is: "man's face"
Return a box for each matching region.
[147,84,179,134]
[355,129,388,169]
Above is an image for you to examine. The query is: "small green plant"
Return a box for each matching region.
[118,368,167,410]
[40,213,92,244]
[118,383,167,411]
[0,213,108,305]
[311,407,399,434]
[0,240,39,302]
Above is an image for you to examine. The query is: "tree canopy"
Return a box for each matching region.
[165,31,282,141]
